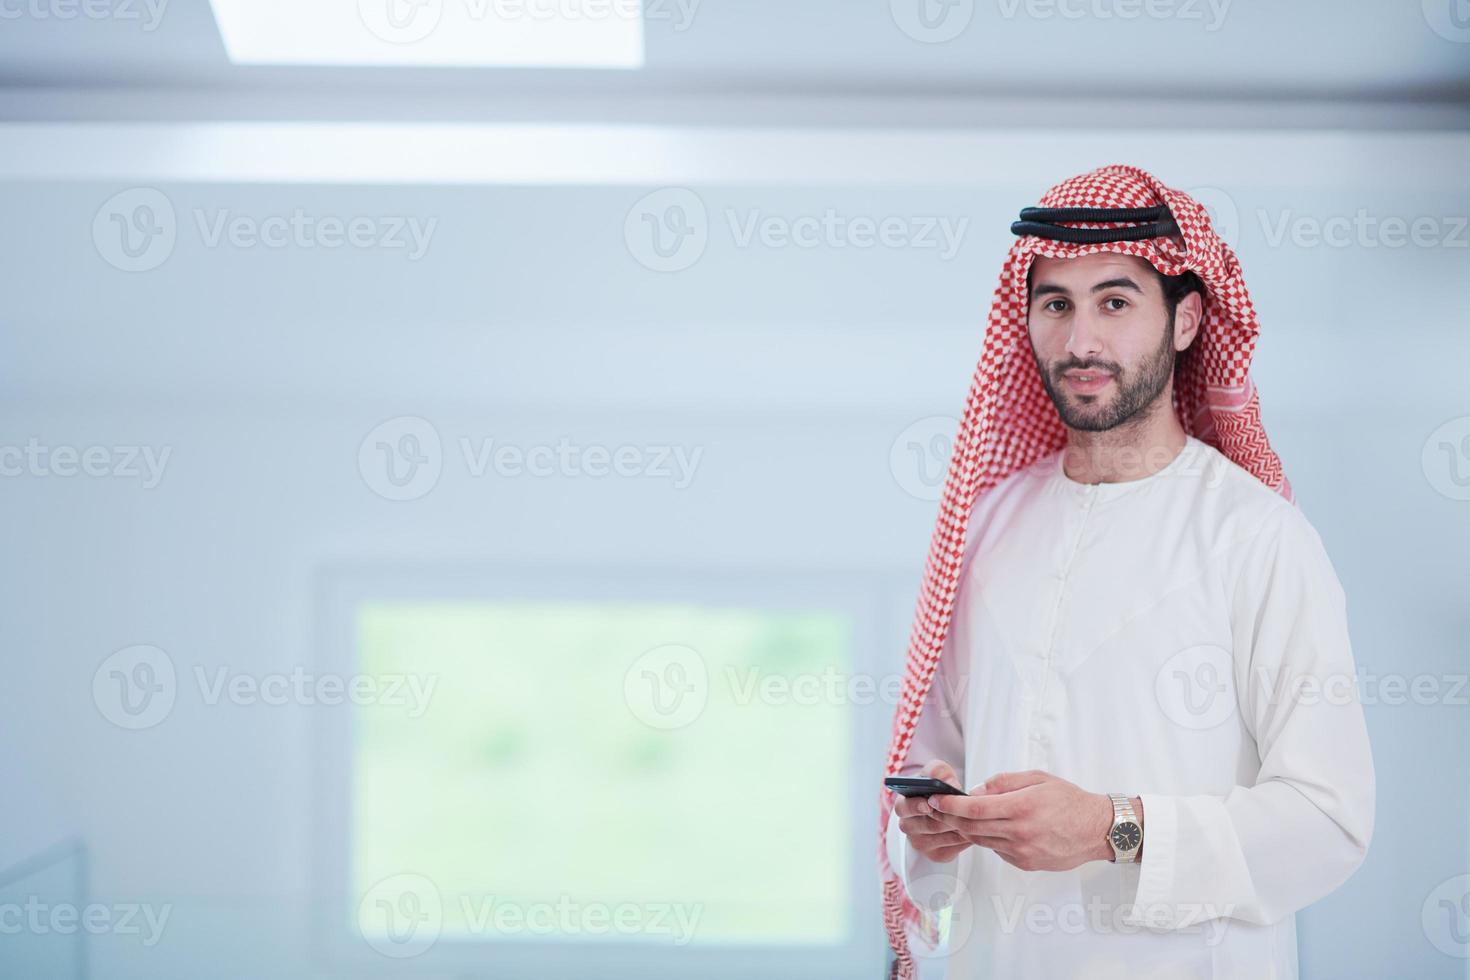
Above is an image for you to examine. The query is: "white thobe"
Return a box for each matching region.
[885,434,1375,980]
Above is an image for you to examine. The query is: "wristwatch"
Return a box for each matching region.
[1107,794,1142,863]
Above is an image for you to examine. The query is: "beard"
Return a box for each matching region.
[1035,314,1178,432]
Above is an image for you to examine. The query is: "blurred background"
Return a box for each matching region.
[0,1,1467,978]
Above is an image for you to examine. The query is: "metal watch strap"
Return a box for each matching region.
[1108,793,1139,863]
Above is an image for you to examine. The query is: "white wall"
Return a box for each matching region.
[1,125,1467,979]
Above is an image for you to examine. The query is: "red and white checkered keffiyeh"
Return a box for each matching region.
[878,163,1294,978]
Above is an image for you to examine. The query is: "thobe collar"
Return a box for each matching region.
[1049,433,1212,504]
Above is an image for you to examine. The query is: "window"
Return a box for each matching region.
[316,567,889,978]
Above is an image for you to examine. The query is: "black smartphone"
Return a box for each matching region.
[884,775,967,797]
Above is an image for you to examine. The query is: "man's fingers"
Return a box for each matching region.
[914,829,967,848]
[893,796,925,819]
[890,760,959,815]
[922,791,1018,838]
[895,796,943,820]
[926,841,972,863]
[917,835,970,860]
[964,834,1011,851]
[898,814,955,837]
[921,759,959,785]
[927,790,1024,822]
[941,816,1023,841]
[978,769,1051,795]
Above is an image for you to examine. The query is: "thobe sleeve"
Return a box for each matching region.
[1128,504,1376,929]
[884,608,970,902]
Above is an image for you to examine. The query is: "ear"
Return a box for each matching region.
[1173,289,1205,352]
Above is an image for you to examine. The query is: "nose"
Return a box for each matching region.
[1064,308,1105,361]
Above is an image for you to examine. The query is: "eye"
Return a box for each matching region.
[1043,299,1069,313]
[1103,296,1130,312]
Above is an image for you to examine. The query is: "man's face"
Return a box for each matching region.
[1025,252,1198,432]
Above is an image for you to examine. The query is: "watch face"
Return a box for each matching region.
[1110,822,1141,851]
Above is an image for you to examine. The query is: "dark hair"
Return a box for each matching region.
[1156,268,1206,319]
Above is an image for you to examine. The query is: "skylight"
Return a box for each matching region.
[208,0,644,68]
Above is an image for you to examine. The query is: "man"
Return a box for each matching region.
[879,165,1374,979]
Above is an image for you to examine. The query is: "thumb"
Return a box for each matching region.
[980,770,1049,795]
[922,760,958,785]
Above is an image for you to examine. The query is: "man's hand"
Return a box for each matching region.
[892,761,973,863]
[926,769,1117,872]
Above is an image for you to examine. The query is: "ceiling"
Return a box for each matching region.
[0,0,1466,126]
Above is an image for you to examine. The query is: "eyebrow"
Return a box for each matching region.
[1031,276,1146,300]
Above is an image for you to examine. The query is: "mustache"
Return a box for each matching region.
[1054,360,1120,376]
